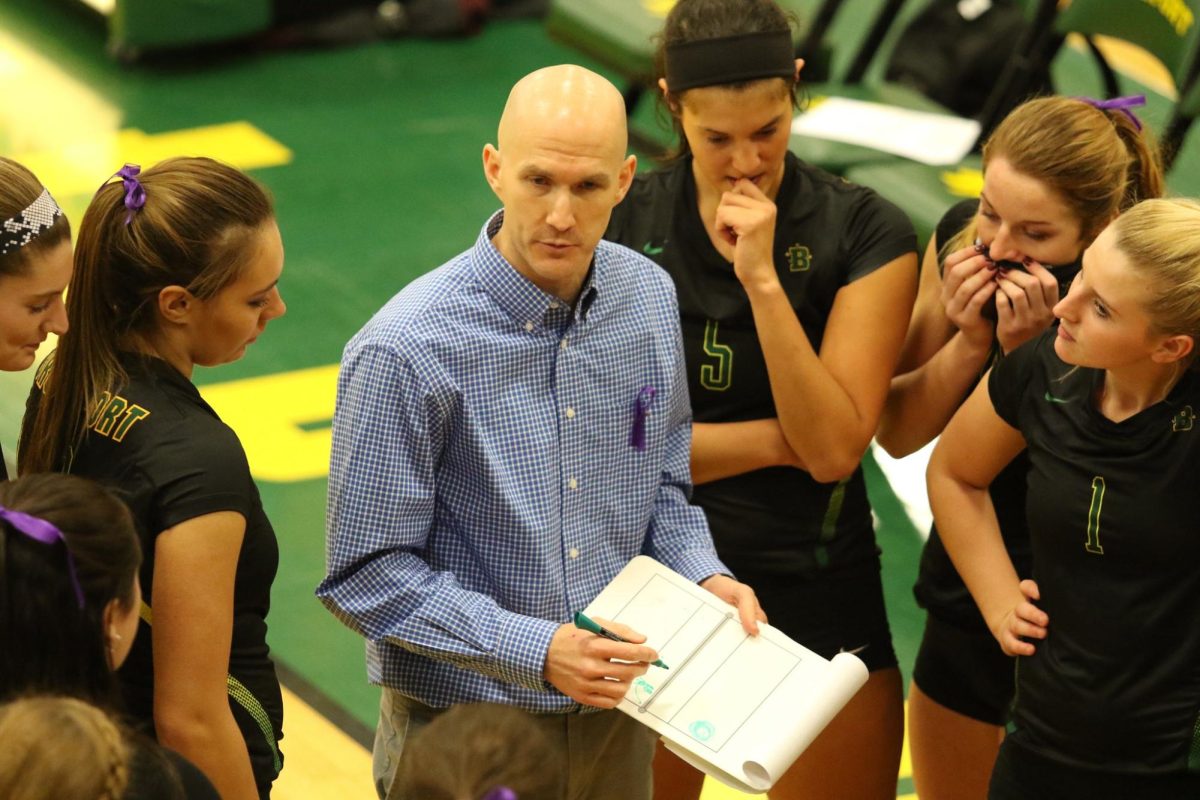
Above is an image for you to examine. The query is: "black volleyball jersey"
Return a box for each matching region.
[25,352,283,790]
[990,330,1200,775]
[915,200,1033,629]
[607,152,916,575]
[914,200,1084,630]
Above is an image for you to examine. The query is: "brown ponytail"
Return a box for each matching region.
[18,156,273,475]
[945,95,1166,257]
[1107,107,1164,211]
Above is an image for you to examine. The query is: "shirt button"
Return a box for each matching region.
[568,477,578,490]
[524,321,534,332]
[549,301,560,309]
[560,338,568,350]
[568,547,580,559]
[566,407,576,419]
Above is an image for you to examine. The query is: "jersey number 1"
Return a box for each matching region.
[1085,476,1105,555]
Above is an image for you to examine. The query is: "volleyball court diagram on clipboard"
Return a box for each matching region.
[615,573,801,753]
[583,556,868,794]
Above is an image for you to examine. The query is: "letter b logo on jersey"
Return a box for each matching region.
[787,244,812,272]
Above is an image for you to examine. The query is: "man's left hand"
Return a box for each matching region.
[700,574,766,635]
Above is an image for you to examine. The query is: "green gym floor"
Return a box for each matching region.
[2,1,1198,797]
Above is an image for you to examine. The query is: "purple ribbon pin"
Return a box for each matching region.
[97,163,146,225]
[629,385,657,452]
[0,504,85,609]
[116,163,147,225]
[481,788,517,800]
[1076,94,1146,131]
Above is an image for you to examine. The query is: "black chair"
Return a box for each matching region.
[545,0,836,155]
[845,0,1200,245]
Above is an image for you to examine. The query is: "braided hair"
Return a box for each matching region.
[0,695,130,800]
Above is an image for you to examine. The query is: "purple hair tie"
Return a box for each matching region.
[629,385,657,452]
[97,163,146,225]
[1077,94,1146,131]
[0,504,85,609]
[481,789,517,800]
[116,163,147,224]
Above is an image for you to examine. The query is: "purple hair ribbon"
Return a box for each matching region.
[116,163,146,225]
[0,504,85,609]
[1076,94,1146,131]
[481,788,517,800]
[97,163,146,225]
[629,385,657,452]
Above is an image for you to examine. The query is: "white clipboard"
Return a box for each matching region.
[583,556,868,794]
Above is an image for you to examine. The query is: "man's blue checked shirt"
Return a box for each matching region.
[317,211,728,712]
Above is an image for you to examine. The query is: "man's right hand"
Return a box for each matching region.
[543,618,658,709]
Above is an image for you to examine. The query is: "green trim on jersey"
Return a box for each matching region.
[814,477,851,568]
[1006,658,1021,736]
[228,674,283,775]
[140,601,281,776]
[1189,710,1200,771]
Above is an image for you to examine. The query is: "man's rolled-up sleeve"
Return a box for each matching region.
[316,342,558,692]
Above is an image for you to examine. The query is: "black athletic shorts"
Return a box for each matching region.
[989,738,1200,800]
[733,557,898,672]
[912,612,1014,725]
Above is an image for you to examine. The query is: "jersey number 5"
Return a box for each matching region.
[1085,476,1105,555]
[700,319,733,392]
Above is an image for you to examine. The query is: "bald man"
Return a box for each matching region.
[318,66,761,800]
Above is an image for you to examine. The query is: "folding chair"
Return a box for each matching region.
[844,0,1200,246]
[788,0,1057,176]
[106,0,272,58]
[1163,42,1200,171]
[1164,75,1200,195]
[545,0,830,155]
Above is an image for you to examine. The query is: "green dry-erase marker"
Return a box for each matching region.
[573,611,669,669]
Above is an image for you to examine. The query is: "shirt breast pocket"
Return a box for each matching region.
[603,384,669,470]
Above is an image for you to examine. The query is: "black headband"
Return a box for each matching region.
[664,31,796,94]
[0,188,63,257]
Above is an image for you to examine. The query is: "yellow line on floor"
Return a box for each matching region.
[273,686,375,800]
[17,121,292,202]
[275,694,922,798]
[200,364,338,483]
